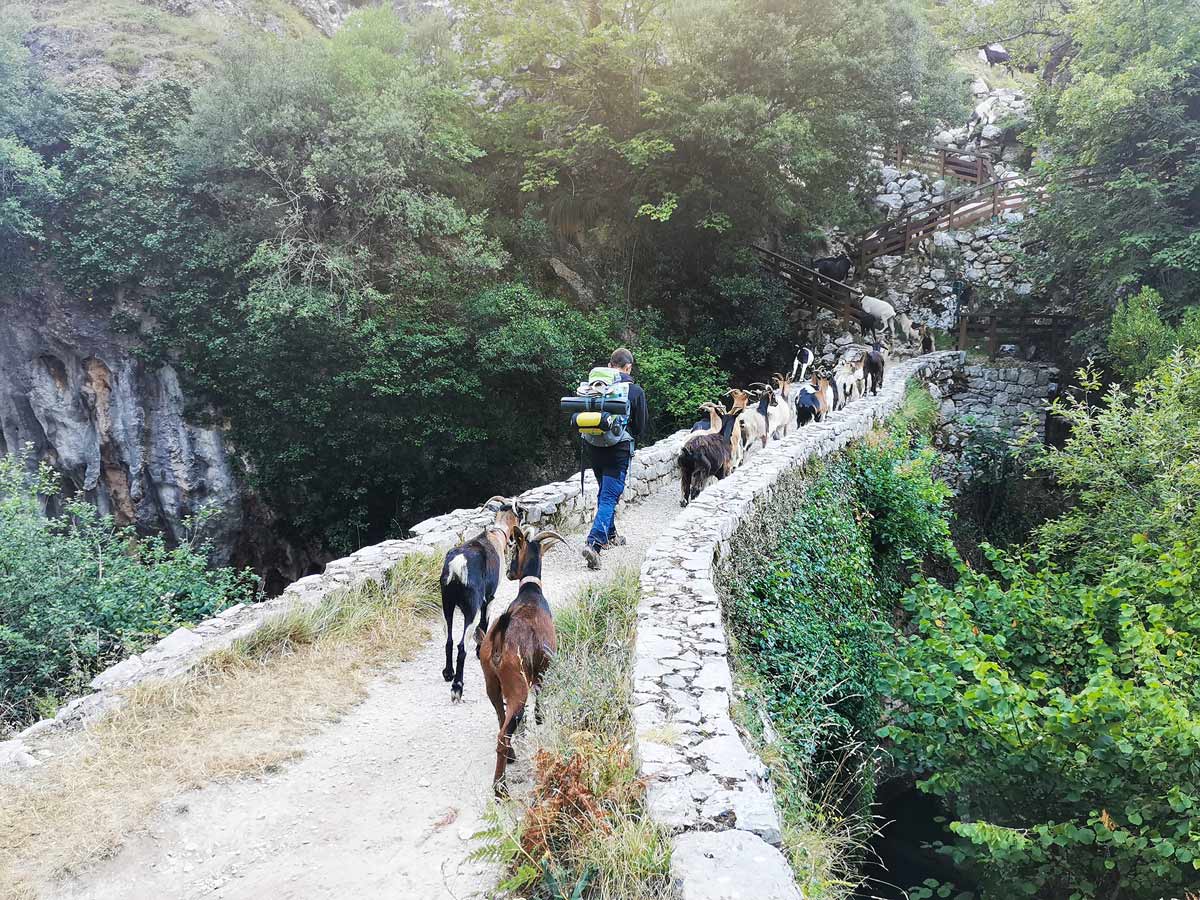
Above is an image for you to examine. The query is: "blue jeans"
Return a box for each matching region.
[586,443,632,549]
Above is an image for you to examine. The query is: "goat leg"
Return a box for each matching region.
[442,602,456,683]
[451,611,471,702]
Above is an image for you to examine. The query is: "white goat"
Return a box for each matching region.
[766,375,797,439]
[860,294,896,340]
[833,356,860,410]
[895,312,920,345]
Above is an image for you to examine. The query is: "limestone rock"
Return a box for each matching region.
[0,293,247,567]
[548,257,596,306]
[671,831,802,900]
[0,740,39,770]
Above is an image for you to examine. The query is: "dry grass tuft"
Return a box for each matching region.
[0,552,440,899]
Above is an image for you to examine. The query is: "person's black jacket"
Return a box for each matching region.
[617,372,648,444]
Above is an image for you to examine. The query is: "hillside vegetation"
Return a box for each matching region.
[0,0,960,556]
[731,348,1200,900]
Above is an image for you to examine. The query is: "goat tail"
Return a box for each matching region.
[488,611,513,669]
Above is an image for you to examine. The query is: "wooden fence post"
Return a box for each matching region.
[958,313,968,351]
[988,316,999,358]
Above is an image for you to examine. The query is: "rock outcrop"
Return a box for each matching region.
[0,289,244,562]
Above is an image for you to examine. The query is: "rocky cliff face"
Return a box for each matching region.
[0,288,247,564]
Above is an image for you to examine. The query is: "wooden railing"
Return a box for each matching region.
[956,309,1076,358]
[751,246,876,328]
[856,175,1028,268]
[854,167,1113,268]
[871,145,996,185]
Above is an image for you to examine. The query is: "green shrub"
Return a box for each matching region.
[0,452,259,730]
[878,351,1200,898]
[880,537,1200,900]
[1106,288,1183,382]
[1034,350,1200,578]
[633,342,730,436]
[727,410,952,805]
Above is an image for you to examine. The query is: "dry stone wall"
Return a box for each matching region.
[635,352,963,900]
[927,358,1058,484]
[2,430,691,762]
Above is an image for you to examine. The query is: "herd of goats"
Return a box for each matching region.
[434,340,901,794]
[677,342,890,507]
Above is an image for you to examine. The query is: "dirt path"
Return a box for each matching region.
[46,485,682,900]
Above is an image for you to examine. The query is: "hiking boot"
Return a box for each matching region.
[582,543,601,570]
[606,532,628,548]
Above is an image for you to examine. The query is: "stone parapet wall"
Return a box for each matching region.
[3,430,691,759]
[635,352,962,900]
[927,358,1058,485]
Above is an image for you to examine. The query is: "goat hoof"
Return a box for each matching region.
[442,667,454,682]
[679,499,688,508]
[451,685,463,702]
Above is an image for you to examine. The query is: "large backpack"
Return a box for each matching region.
[561,366,632,448]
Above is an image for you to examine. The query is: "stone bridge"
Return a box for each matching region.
[5,350,1050,898]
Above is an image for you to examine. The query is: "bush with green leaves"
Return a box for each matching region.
[878,350,1200,899]
[1107,287,1200,383]
[0,453,259,730]
[880,536,1200,900]
[727,403,952,811]
[631,342,730,437]
[1033,350,1200,578]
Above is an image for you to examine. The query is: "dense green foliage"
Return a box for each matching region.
[728,397,951,804]
[880,351,1200,900]
[0,2,960,554]
[940,0,1200,351]
[0,453,259,729]
[882,539,1200,900]
[1107,287,1200,382]
[1034,351,1200,578]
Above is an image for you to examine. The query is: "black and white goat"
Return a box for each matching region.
[679,403,740,506]
[790,346,815,383]
[439,497,522,702]
[794,380,823,425]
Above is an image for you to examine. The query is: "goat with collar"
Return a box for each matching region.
[439,497,522,702]
[480,526,564,794]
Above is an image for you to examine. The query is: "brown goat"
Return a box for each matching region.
[480,526,564,794]
[678,404,741,506]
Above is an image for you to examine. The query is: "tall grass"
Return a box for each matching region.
[473,569,675,900]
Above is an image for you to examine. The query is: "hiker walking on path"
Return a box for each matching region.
[581,348,647,570]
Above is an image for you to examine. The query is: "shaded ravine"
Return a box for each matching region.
[46,486,683,900]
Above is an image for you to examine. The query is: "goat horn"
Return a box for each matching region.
[483,495,510,510]
[533,530,568,548]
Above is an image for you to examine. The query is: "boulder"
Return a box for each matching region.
[548,257,595,305]
[876,193,904,212]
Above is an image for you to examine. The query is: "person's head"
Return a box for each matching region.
[609,347,634,374]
